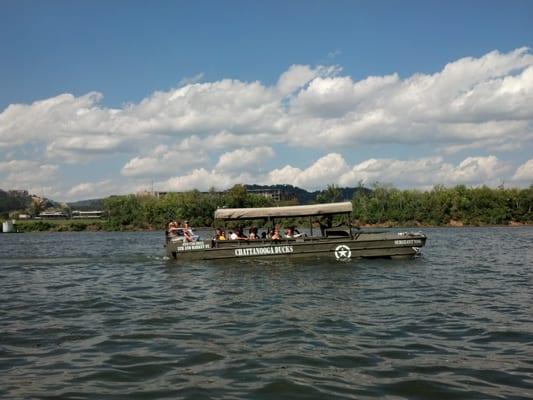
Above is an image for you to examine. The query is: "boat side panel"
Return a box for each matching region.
[166,234,426,261]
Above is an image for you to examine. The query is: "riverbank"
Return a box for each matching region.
[3,219,531,233]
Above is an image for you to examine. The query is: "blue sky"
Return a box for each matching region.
[1,1,532,200]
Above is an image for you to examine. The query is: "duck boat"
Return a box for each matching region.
[165,201,426,261]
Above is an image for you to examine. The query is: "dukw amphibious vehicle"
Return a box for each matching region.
[165,202,426,261]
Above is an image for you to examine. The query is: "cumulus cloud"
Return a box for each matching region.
[267,153,350,189]
[23,152,525,201]
[153,153,512,192]
[66,179,130,200]
[285,48,533,147]
[157,168,255,192]
[121,144,207,178]
[512,159,533,182]
[215,146,275,172]
[2,47,531,164]
[338,155,511,188]
[1,48,533,198]
[276,64,339,96]
[0,160,59,187]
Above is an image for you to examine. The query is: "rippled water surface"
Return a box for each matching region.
[1,228,532,399]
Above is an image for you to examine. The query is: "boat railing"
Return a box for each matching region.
[210,235,354,248]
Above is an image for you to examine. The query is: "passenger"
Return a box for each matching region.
[293,227,304,238]
[284,227,293,238]
[249,227,258,239]
[237,227,247,239]
[168,220,179,236]
[260,231,267,240]
[218,228,226,240]
[230,228,248,240]
[271,228,282,240]
[183,220,193,242]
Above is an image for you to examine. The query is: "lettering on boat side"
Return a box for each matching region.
[234,246,294,257]
[177,242,211,251]
[394,239,423,245]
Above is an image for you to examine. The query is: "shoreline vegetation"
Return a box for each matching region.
[4,184,533,232]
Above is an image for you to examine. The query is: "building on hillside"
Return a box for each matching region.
[245,187,296,203]
[38,211,68,219]
[72,210,103,219]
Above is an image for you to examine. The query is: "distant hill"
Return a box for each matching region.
[67,198,105,211]
[0,189,61,216]
[243,184,369,204]
[1,184,368,217]
[0,189,31,215]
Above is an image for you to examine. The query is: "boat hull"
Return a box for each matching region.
[165,232,426,261]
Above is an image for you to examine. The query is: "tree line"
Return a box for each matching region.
[11,184,533,231]
[351,184,533,226]
[103,185,275,230]
[104,184,532,229]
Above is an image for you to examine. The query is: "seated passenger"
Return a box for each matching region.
[214,228,223,240]
[230,229,247,240]
[271,228,282,240]
[249,227,258,239]
[292,227,304,238]
[284,228,293,238]
[168,220,179,236]
[183,221,193,242]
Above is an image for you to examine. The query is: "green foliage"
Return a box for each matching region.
[101,186,275,230]
[9,185,532,231]
[0,189,32,216]
[316,184,342,203]
[352,184,533,226]
[14,219,106,232]
[16,221,54,232]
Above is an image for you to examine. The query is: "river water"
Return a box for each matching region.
[1,227,532,399]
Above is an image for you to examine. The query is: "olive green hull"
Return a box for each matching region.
[165,232,426,262]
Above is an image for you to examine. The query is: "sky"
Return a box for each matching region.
[1,0,532,201]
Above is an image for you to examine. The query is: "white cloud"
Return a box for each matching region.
[1,48,533,198]
[512,159,533,182]
[1,48,532,164]
[276,64,339,96]
[284,48,533,147]
[152,154,513,193]
[121,143,207,178]
[215,146,275,172]
[0,160,59,188]
[338,155,510,188]
[158,168,254,192]
[267,153,350,190]
[291,74,399,118]
[65,179,128,200]
[18,152,527,202]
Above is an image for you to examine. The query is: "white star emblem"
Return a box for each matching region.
[335,245,352,260]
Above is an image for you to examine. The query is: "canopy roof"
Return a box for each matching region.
[214,201,353,220]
